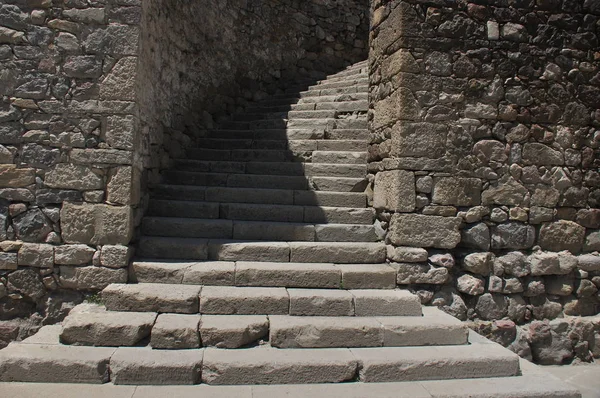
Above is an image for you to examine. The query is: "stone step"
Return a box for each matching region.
[60,304,157,347]
[287,110,338,119]
[305,78,369,91]
[147,200,373,224]
[312,151,367,164]
[326,128,369,140]
[298,92,368,103]
[231,112,287,122]
[352,343,521,383]
[102,284,416,316]
[186,148,294,162]
[0,343,116,383]
[298,85,369,97]
[206,129,319,140]
[201,342,519,385]
[162,171,367,192]
[202,346,358,385]
[315,100,369,112]
[137,238,383,262]
[173,159,366,177]
[150,186,366,207]
[133,261,396,289]
[142,217,378,242]
[269,308,468,348]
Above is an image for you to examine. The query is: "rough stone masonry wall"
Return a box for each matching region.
[137,0,369,186]
[369,0,600,363]
[0,0,142,336]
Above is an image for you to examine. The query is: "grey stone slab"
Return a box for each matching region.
[60,307,157,347]
[310,177,367,192]
[251,383,432,398]
[200,286,289,315]
[312,151,367,164]
[293,191,366,207]
[110,347,203,385]
[352,343,520,382]
[182,262,235,286]
[150,314,201,349]
[377,307,468,347]
[102,284,202,314]
[303,206,374,224]
[208,240,290,262]
[235,261,341,288]
[351,290,422,316]
[288,288,354,316]
[221,203,304,222]
[200,315,268,348]
[202,346,358,385]
[270,316,383,348]
[336,264,397,289]
[132,261,193,284]
[0,344,116,383]
[289,242,386,263]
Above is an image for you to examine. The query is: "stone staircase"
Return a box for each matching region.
[0,61,581,397]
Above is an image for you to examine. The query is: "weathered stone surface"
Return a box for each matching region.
[45,164,104,190]
[491,222,535,250]
[235,262,340,289]
[100,57,136,100]
[394,263,449,284]
[494,252,529,277]
[200,286,288,315]
[289,289,354,316]
[7,268,46,300]
[351,289,422,316]
[577,254,600,272]
[13,208,52,242]
[105,115,134,150]
[100,245,132,268]
[70,149,132,165]
[373,87,420,129]
[200,315,268,348]
[529,252,561,276]
[457,274,485,296]
[0,165,35,187]
[539,221,586,253]
[54,245,95,265]
[63,56,103,78]
[474,293,508,320]
[17,243,53,268]
[60,202,133,245]
[103,283,201,313]
[151,314,201,349]
[60,305,156,347]
[386,245,428,263]
[0,252,18,270]
[59,266,127,290]
[388,214,461,249]
[432,177,482,206]
[522,143,564,166]
[110,347,202,385]
[373,170,415,212]
[390,122,448,159]
[462,252,494,276]
[461,222,490,250]
[481,177,528,206]
[336,264,396,289]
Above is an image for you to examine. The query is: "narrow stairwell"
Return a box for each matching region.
[0,61,581,398]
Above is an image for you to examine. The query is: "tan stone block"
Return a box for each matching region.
[60,202,133,245]
[0,165,35,188]
[373,170,415,212]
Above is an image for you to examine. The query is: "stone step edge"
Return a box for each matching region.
[0,340,522,386]
[132,260,395,289]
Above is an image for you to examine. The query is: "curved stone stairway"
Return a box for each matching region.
[0,61,580,397]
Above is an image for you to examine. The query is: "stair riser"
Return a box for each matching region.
[147,201,374,224]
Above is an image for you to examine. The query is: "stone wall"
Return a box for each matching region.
[0,0,142,329]
[369,0,600,327]
[137,0,369,185]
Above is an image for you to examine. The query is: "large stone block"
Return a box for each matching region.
[54,244,96,265]
[61,202,133,245]
[17,243,54,268]
[373,170,415,212]
[432,177,482,206]
[539,220,586,253]
[59,266,127,290]
[0,165,35,187]
[100,56,137,100]
[394,263,449,284]
[388,214,461,249]
[390,122,448,159]
[44,164,104,190]
[107,166,139,205]
[372,87,420,129]
[105,115,135,150]
[70,148,132,165]
[481,176,528,206]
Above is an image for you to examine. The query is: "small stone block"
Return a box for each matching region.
[235,262,341,288]
[288,289,354,316]
[337,264,396,289]
[151,314,201,349]
[200,315,268,348]
[182,262,235,285]
[351,290,422,316]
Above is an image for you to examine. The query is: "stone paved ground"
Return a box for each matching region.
[544,363,600,398]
